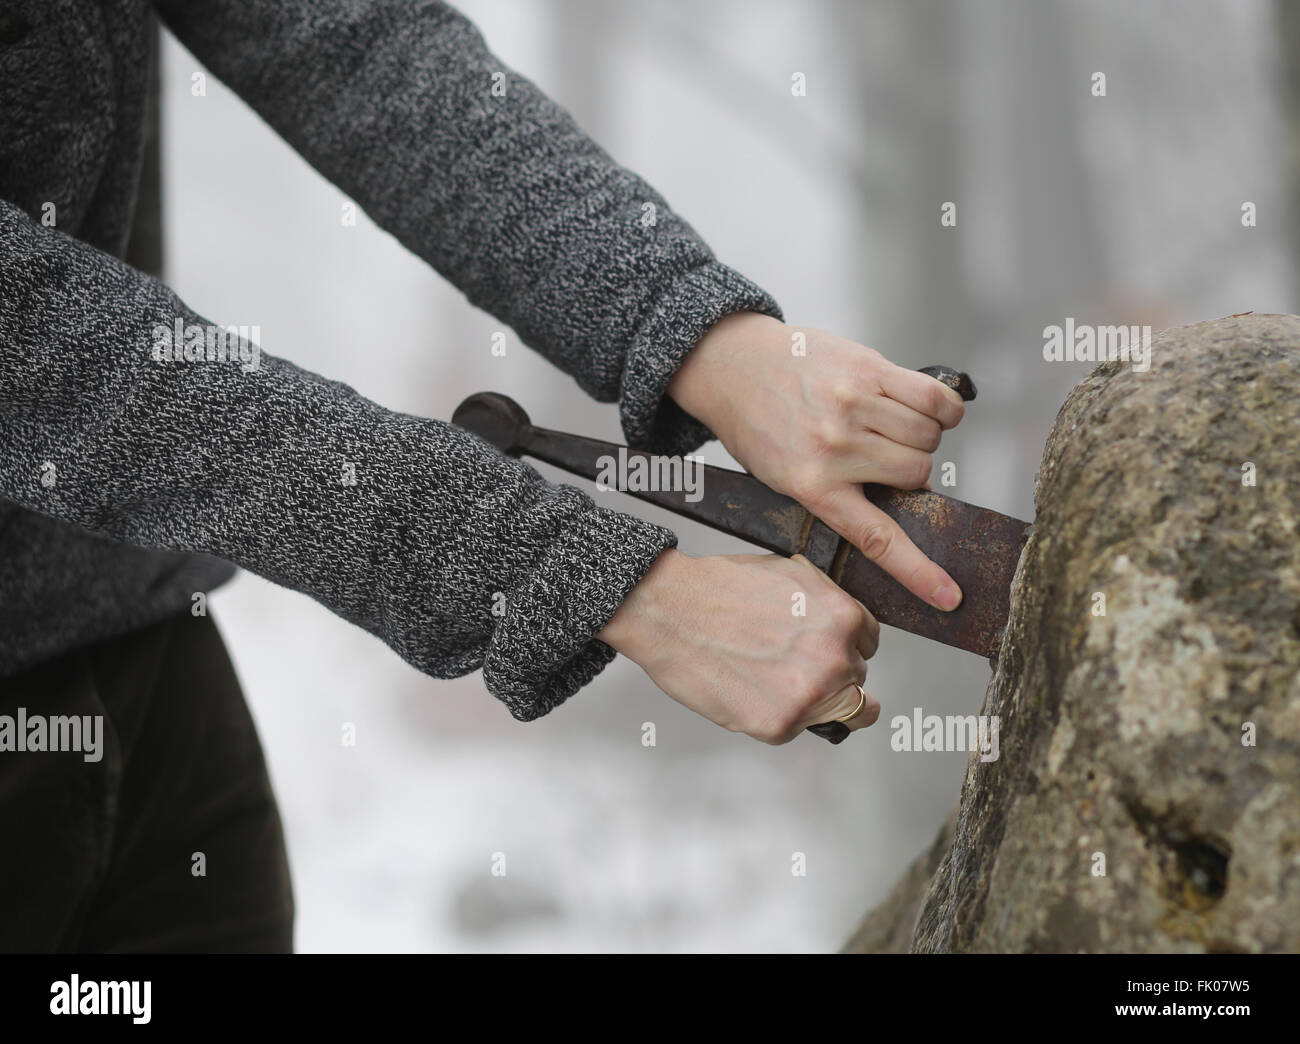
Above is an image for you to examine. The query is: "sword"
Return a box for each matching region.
[452,367,1031,743]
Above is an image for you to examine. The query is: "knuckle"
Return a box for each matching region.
[787,465,826,504]
[854,519,896,562]
[858,345,884,368]
[829,379,859,412]
[755,709,799,745]
[789,672,826,715]
[900,454,932,489]
[836,655,861,688]
[811,416,844,453]
[790,686,821,728]
[829,596,863,634]
[790,696,818,731]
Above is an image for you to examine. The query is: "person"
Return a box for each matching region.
[0,0,964,952]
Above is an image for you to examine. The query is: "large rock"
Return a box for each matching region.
[846,314,1300,953]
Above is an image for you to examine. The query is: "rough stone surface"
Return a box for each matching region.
[847,314,1300,954]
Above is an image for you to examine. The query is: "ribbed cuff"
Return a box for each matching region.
[482,498,678,722]
[620,260,783,456]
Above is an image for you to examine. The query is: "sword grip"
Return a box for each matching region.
[452,392,812,557]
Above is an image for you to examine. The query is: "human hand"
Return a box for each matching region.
[669,312,966,612]
[598,549,880,744]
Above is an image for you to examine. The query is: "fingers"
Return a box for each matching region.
[818,682,880,733]
[858,396,943,452]
[851,597,880,660]
[837,431,933,489]
[814,486,963,611]
[789,660,877,739]
[879,366,966,430]
[786,555,881,660]
[777,554,881,740]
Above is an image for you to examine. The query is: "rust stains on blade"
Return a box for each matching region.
[836,487,1030,657]
[782,503,814,550]
[667,466,809,556]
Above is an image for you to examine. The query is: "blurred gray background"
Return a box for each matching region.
[157,0,1295,951]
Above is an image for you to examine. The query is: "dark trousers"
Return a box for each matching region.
[0,609,294,952]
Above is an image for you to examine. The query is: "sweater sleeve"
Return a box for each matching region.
[150,0,783,456]
[0,198,677,720]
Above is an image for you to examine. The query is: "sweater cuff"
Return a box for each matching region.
[620,260,783,457]
[482,498,678,721]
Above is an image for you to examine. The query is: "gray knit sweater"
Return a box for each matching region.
[0,0,781,720]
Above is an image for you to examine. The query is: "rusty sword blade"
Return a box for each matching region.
[451,390,1031,662]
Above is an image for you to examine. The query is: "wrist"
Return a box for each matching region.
[597,547,688,668]
[668,311,785,435]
